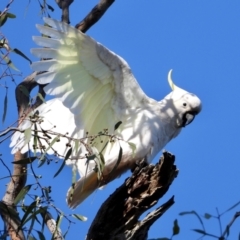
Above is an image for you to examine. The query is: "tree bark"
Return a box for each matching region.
[87,152,178,240]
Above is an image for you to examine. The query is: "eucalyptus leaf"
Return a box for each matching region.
[12,48,32,63]
[37,93,46,103]
[114,121,122,131]
[12,157,37,165]
[14,185,32,205]
[172,219,180,235]
[39,135,60,162]
[53,147,72,178]
[2,89,7,123]
[71,214,87,221]
[18,85,30,97]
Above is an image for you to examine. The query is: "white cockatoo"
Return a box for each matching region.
[10,18,202,209]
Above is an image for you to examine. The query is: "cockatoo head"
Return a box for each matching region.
[164,70,202,128]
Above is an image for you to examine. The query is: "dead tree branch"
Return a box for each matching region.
[87,152,178,240]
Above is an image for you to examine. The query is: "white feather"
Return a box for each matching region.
[10,18,202,208]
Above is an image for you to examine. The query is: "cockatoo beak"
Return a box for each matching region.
[182,112,196,127]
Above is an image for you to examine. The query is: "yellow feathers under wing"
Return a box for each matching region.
[31,18,151,139]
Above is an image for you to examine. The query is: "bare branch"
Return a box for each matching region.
[75,0,115,33]
[221,211,240,239]
[55,0,74,24]
[0,127,23,138]
[87,152,178,240]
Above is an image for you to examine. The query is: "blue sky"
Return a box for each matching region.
[1,0,240,239]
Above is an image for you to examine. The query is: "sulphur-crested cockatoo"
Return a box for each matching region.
[10,18,202,209]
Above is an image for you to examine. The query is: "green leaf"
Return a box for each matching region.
[23,207,47,226]
[172,219,180,236]
[56,213,63,227]
[128,142,136,158]
[12,48,32,64]
[71,214,87,221]
[20,201,37,227]
[18,85,30,97]
[63,229,69,239]
[0,12,15,27]
[24,127,32,145]
[0,14,7,27]
[87,154,96,161]
[73,139,79,156]
[33,123,38,157]
[36,230,46,240]
[14,185,32,205]
[37,93,46,103]
[39,135,60,162]
[47,4,54,12]
[53,147,72,178]
[12,157,37,165]
[99,152,105,172]
[108,146,122,177]
[6,13,16,18]
[226,225,230,236]
[52,214,63,240]
[204,213,212,219]
[2,89,7,123]
[28,212,36,238]
[192,229,206,235]
[192,229,219,238]
[114,121,122,131]
[72,165,77,185]
[0,53,19,71]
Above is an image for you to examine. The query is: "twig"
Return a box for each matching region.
[216,207,223,236]
[0,127,23,137]
[221,211,240,239]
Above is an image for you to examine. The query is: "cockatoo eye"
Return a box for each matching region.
[183,103,187,107]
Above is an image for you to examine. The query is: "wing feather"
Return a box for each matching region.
[11,17,155,178]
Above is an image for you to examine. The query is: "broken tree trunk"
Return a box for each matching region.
[87,151,178,240]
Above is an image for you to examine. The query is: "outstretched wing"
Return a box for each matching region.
[31,18,153,137]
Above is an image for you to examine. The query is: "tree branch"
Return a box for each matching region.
[55,0,74,24]
[1,72,38,240]
[41,211,64,240]
[87,152,178,240]
[221,211,240,239]
[75,0,115,32]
